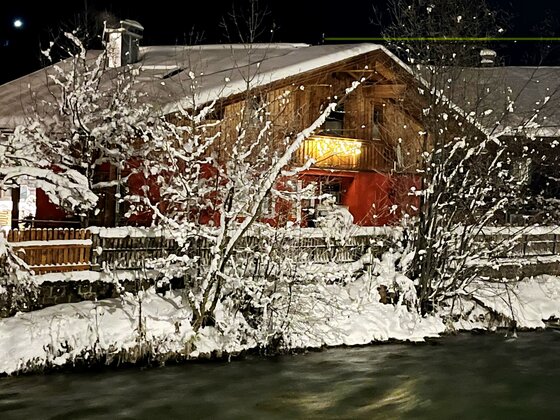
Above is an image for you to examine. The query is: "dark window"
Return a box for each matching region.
[373,108,383,124]
[323,104,344,136]
[530,166,560,199]
[249,94,265,114]
[206,105,224,121]
[322,181,342,204]
[372,103,384,138]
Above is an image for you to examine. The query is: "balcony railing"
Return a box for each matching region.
[295,135,392,172]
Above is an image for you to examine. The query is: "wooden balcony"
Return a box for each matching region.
[295,135,392,172]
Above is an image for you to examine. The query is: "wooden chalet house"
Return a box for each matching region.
[0,21,428,229]
[4,22,558,231]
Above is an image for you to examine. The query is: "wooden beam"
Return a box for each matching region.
[374,62,398,82]
[337,70,386,83]
[363,84,407,98]
[343,70,379,73]
[11,186,20,230]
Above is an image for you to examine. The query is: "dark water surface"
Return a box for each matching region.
[1,331,560,419]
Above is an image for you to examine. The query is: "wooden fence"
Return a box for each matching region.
[91,234,178,270]
[5,228,92,274]
[479,233,560,258]
[4,227,560,275]
[89,232,379,270]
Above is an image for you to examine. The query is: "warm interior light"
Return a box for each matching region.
[310,136,362,159]
[298,135,362,169]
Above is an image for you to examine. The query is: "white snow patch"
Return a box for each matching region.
[88,226,169,238]
[441,275,560,331]
[0,275,444,375]
[30,269,159,285]
[468,276,560,329]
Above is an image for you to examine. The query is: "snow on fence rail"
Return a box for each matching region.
[4,226,560,274]
[478,232,560,257]
[86,226,396,270]
[89,227,560,270]
[89,230,383,270]
[5,228,92,274]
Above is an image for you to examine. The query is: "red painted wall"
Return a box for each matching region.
[345,172,420,226]
[35,188,69,225]
[300,169,420,226]
[34,162,421,228]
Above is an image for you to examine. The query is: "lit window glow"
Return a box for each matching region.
[299,135,362,168]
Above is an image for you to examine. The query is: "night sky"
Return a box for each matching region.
[0,0,559,84]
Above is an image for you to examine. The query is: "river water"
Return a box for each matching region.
[1,331,560,419]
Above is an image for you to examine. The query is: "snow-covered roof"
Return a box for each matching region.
[437,66,560,138]
[0,43,396,128]
[137,43,395,113]
[3,42,557,139]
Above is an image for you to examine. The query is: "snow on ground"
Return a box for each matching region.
[0,289,257,376]
[3,263,560,376]
[30,269,159,285]
[0,290,190,375]
[467,275,560,329]
[441,275,560,331]
[282,278,443,349]
[0,275,444,376]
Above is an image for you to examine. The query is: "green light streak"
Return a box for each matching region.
[324,37,560,42]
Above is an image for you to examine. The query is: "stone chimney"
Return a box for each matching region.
[105,20,144,68]
[480,49,497,67]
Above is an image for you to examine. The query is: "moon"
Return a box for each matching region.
[13,19,24,29]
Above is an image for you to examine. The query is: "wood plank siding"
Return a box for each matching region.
[173,50,426,174]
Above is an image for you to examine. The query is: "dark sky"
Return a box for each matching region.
[0,0,559,84]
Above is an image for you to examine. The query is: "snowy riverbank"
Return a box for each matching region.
[0,275,444,376]
[442,275,560,331]
[1,274,559,376]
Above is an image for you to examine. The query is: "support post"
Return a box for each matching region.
[11,186,20,230]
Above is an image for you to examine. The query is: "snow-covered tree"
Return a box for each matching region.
[19,31,163,227]
[383,0,558,313]
[130,40,364,347]
[0,29,168,313]
[0,114,97,315]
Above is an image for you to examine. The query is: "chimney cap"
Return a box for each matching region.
[105,18,143,67]
[105,19,143,39]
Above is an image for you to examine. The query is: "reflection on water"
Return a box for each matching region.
[1,331,560,419]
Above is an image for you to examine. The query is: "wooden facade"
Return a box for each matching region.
[197,50,426,176]
[25,48,428,228]
[180,50,428,226]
